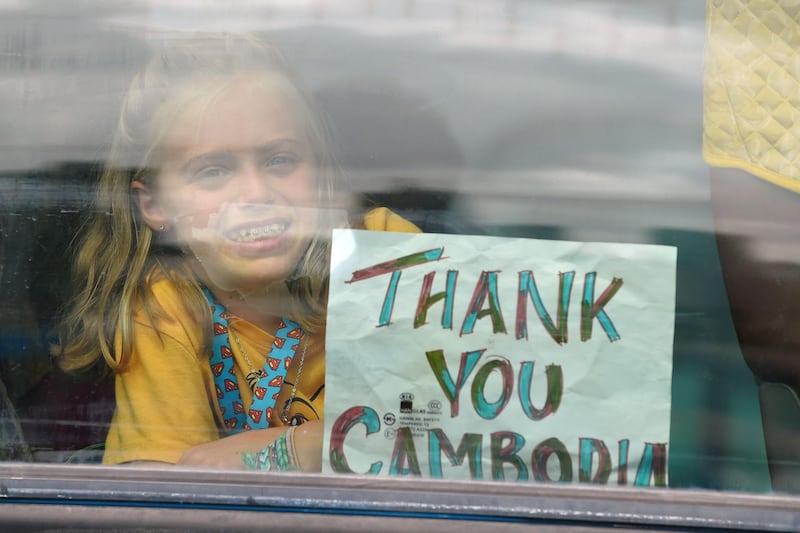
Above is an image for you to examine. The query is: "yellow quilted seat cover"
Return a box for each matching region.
[703,0,800,193]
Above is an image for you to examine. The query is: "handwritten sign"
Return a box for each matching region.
[323,230,677,486]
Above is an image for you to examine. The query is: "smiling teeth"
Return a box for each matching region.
[228,223,286,242]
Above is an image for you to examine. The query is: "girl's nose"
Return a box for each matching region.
[237,161,274,203]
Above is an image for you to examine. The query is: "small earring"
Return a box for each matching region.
[158,224,166,232]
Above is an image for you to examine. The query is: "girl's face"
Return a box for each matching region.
[136,80,320,292]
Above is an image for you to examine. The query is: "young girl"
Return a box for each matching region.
[55,34,419,470]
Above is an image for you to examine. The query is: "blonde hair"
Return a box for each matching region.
[55,34,338,374]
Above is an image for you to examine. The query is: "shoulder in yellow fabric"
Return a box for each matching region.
[703,0,800,193]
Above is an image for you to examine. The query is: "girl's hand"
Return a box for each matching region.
[287,419,324,472]
[177,420,324,471]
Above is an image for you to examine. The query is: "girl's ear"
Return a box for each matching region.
[131,180,170,231]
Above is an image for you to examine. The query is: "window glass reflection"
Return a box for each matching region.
[0,0,795,497]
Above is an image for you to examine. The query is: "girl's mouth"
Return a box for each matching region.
[225,221,288,242]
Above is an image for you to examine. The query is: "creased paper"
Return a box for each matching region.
[323,230,676,486]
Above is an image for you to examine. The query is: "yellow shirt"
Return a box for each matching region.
[103,208,420,464]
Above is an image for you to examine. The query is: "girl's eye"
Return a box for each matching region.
[193,166,230,181]
[263,154,298,175]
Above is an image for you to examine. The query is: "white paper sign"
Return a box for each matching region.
[323,229,676,486]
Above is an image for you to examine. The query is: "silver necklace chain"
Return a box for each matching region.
[230,323,309,425]
[281,334,308,425]
[230,326,265,391]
